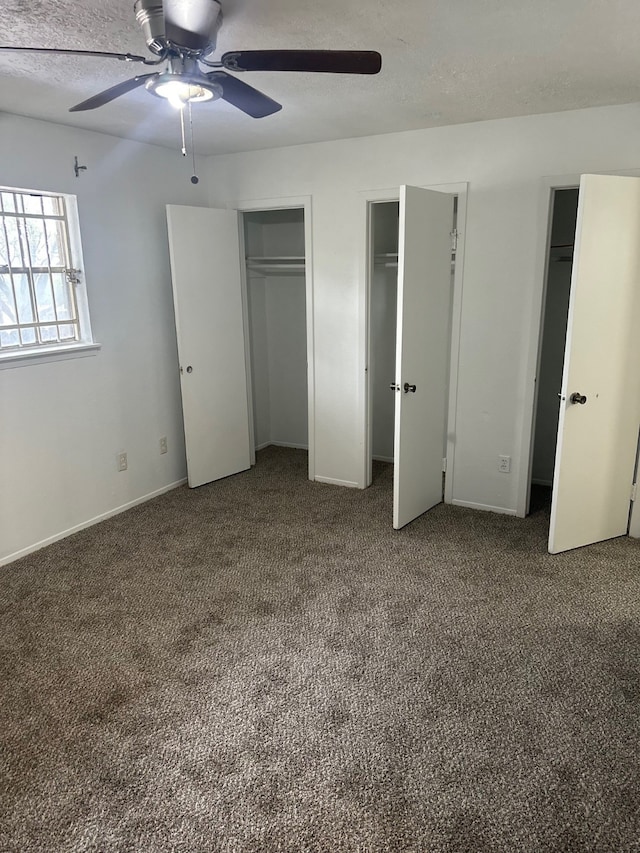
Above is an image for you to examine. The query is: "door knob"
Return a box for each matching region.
[569,392,586,404]
[186,365,193,374]
[403,382,417,393]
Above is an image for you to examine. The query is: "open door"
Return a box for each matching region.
[549,174,640,553]
[393,185,454,529]
[166,205,251,488]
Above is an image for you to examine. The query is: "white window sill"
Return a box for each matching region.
[0,342,102,370]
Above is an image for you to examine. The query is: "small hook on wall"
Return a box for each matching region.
[74,156,87,178]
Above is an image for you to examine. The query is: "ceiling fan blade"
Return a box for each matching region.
[206,71,281,118]
[69,73,159,112]
[0,46,153,64]
[163,0,222,51]
[221,50,382,75]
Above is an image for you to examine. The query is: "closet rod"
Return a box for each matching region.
[246,255,305,260]
[247,264,305,271]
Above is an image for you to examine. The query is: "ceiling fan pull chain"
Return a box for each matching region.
[189,101,199,184]
[179,104,187,156]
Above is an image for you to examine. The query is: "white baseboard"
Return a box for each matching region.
[314,475,360,489]
[270,441,308,450]
[255,441,309,451]
[1,478,187,567]
[451,499,517,516]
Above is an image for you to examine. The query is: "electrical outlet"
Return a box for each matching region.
[117,452,128,472]
[498,455,511,473]
[160,436,168,455]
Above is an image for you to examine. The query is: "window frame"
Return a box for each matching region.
[0,185,99,369]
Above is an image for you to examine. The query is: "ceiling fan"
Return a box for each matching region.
[0,0,383,118]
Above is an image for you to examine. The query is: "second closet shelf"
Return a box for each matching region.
[373,252,457,270]
[374,252,398,268]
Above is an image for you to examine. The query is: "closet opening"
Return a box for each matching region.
[369,200,399,468]
[528,187,579,513]
[241,207,311,476]
[366,195,458,487]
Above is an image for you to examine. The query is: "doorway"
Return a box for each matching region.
[365,188,459,528]
[529,188,578,511]
[524,174,640,553]
[367,197,458,471]
[369,200,399,465]
[166,198,314,490]
[240,205,313,477]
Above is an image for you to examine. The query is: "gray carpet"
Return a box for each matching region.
[1,446,639,852]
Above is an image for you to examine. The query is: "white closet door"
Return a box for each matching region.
[549,174,640,553]
[393,186,454,529]
[166,205,251,488]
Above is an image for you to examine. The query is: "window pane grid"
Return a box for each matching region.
[0,212,66,221]
[17,207,44,336]
[0,189,80,351]
[0,207,21,339]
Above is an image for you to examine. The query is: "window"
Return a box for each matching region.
[0,186,95,361]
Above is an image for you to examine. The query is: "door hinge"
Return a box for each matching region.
[442,457,447,473]
[632,482,637,502]
[450,229,459,253]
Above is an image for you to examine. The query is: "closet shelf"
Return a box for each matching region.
[373,252,457,271]
[374,251,457,270]
[549,244,574,263]
[246,255,305,274]
[374,252,398,268]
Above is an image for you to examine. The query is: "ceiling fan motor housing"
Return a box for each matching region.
[134,0,222,55]
[134,1,166,54]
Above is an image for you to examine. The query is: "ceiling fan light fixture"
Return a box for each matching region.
[148,77,220,109]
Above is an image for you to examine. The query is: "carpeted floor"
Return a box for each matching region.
[1,446,639,852]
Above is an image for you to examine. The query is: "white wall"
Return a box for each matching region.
[0,114,207,564]
[247,272,308,449]
[5,102,640,563]
[204,102,640,512]
[264,274,308,447]
[246,275,271,449]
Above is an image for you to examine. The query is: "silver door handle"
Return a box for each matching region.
[569,392,587,404]
[404,382,416,393]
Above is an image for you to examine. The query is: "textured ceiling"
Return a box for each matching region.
[1,0,640,156]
